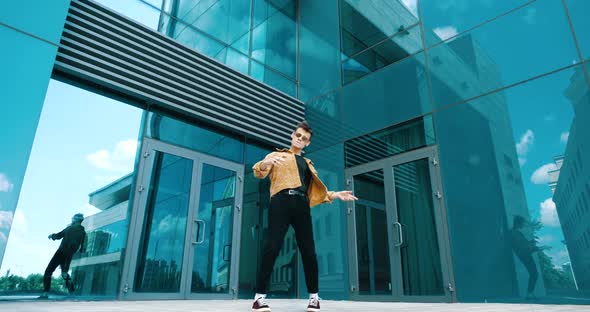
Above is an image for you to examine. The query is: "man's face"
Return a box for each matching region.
[291,128,311,150]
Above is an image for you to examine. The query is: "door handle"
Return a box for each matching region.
[193,219,206,245]
[223,244,231,261]
[393,222,403,247]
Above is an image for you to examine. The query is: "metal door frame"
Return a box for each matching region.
[345,145,456,302]
[119,138,244,300]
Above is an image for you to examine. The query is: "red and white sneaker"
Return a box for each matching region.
[252,296,271,312]
[307,297,320,312]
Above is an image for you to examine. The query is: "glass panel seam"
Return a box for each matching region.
[417,0,437,140]
[420,0,536,52]
[560,0,590,87]
[0,21,60,47]
[341,49,425,87]
[343,22,421,61]
[172,0,222,40]
[431,62,580,114]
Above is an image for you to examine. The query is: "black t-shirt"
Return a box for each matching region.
[55,223,86,254]
[295,154,312,193]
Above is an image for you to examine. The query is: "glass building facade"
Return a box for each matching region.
[1,0,590,305]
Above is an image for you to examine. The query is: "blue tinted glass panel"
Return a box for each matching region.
[434,65,589,302]
[342,25,422,84]
[307,53,430,151]
[215,47,250,75]
[190,0,251,45]
[94,0,163,30]
[0,26,61,271]
[343,52,430,139]
[344,116,435,168]
[340,0,419,58]
[173,25,226,58]
[253,0,296,28]
[176,0,219,24]
[299,0,341,102]
[566,0,590,61]
[0,0,70,44]
[85,220,128,257]
[229,30,251,56]
[238,142,273,299]
[251,6,298,78]
[250,61,297,97]
[420,0,529,47]
[428,0,580,109]
[301,143,348,299]
[146,113,245,163]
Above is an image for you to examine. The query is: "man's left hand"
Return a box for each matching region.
[333,191,358,201]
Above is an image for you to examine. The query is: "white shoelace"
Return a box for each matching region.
[308,297,321,305]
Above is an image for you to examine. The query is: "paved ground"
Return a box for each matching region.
[0,299,588,312]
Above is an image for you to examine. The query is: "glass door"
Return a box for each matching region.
[186,160,243,299]
[346,146,455,302]
[346,164,399,301]
[121,138,243,299]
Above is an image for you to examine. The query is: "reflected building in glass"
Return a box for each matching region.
[553,65,590,291]
[70,174,133,296]
[1,0,589,306]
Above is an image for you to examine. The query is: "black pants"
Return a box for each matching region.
[44,249,73,292]
[255,193,319,294]
[519,255,538,293]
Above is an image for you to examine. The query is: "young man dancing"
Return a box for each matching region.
[251,121,357,312]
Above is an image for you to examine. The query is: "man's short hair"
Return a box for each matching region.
[72,213,84,223]
[295,120,313,139]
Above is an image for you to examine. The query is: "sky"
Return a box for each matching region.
[0,80,143,277]
[0,0,587,281]
[0,0,162,278]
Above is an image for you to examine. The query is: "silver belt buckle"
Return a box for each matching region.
[288,190,296,195]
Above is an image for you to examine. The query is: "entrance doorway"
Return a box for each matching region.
[120,138,244,299]
[346,146,455,302]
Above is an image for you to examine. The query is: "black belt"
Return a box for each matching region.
[276,189,307,197]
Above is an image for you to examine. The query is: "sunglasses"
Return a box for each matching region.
[295,132,310,142]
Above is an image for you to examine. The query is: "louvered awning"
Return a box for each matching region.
[53,0,304,148]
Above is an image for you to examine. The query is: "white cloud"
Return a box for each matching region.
[0,210,26,243]
[11,210,26,233]
[0,173,14,192]
[540,198,560,227]
[158,214,176,235]
[516,129,534,156]
[560,132,569,144]
[0,211,13,230]
[87,139,138,172]
[523,8,537,25]
[531,163,558,184]
[433,26,459,41]
[401,0,418,16]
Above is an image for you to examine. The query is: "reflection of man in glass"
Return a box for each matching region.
[251,121,357,312]
[509,215,540,300]
[39,213,86,299]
